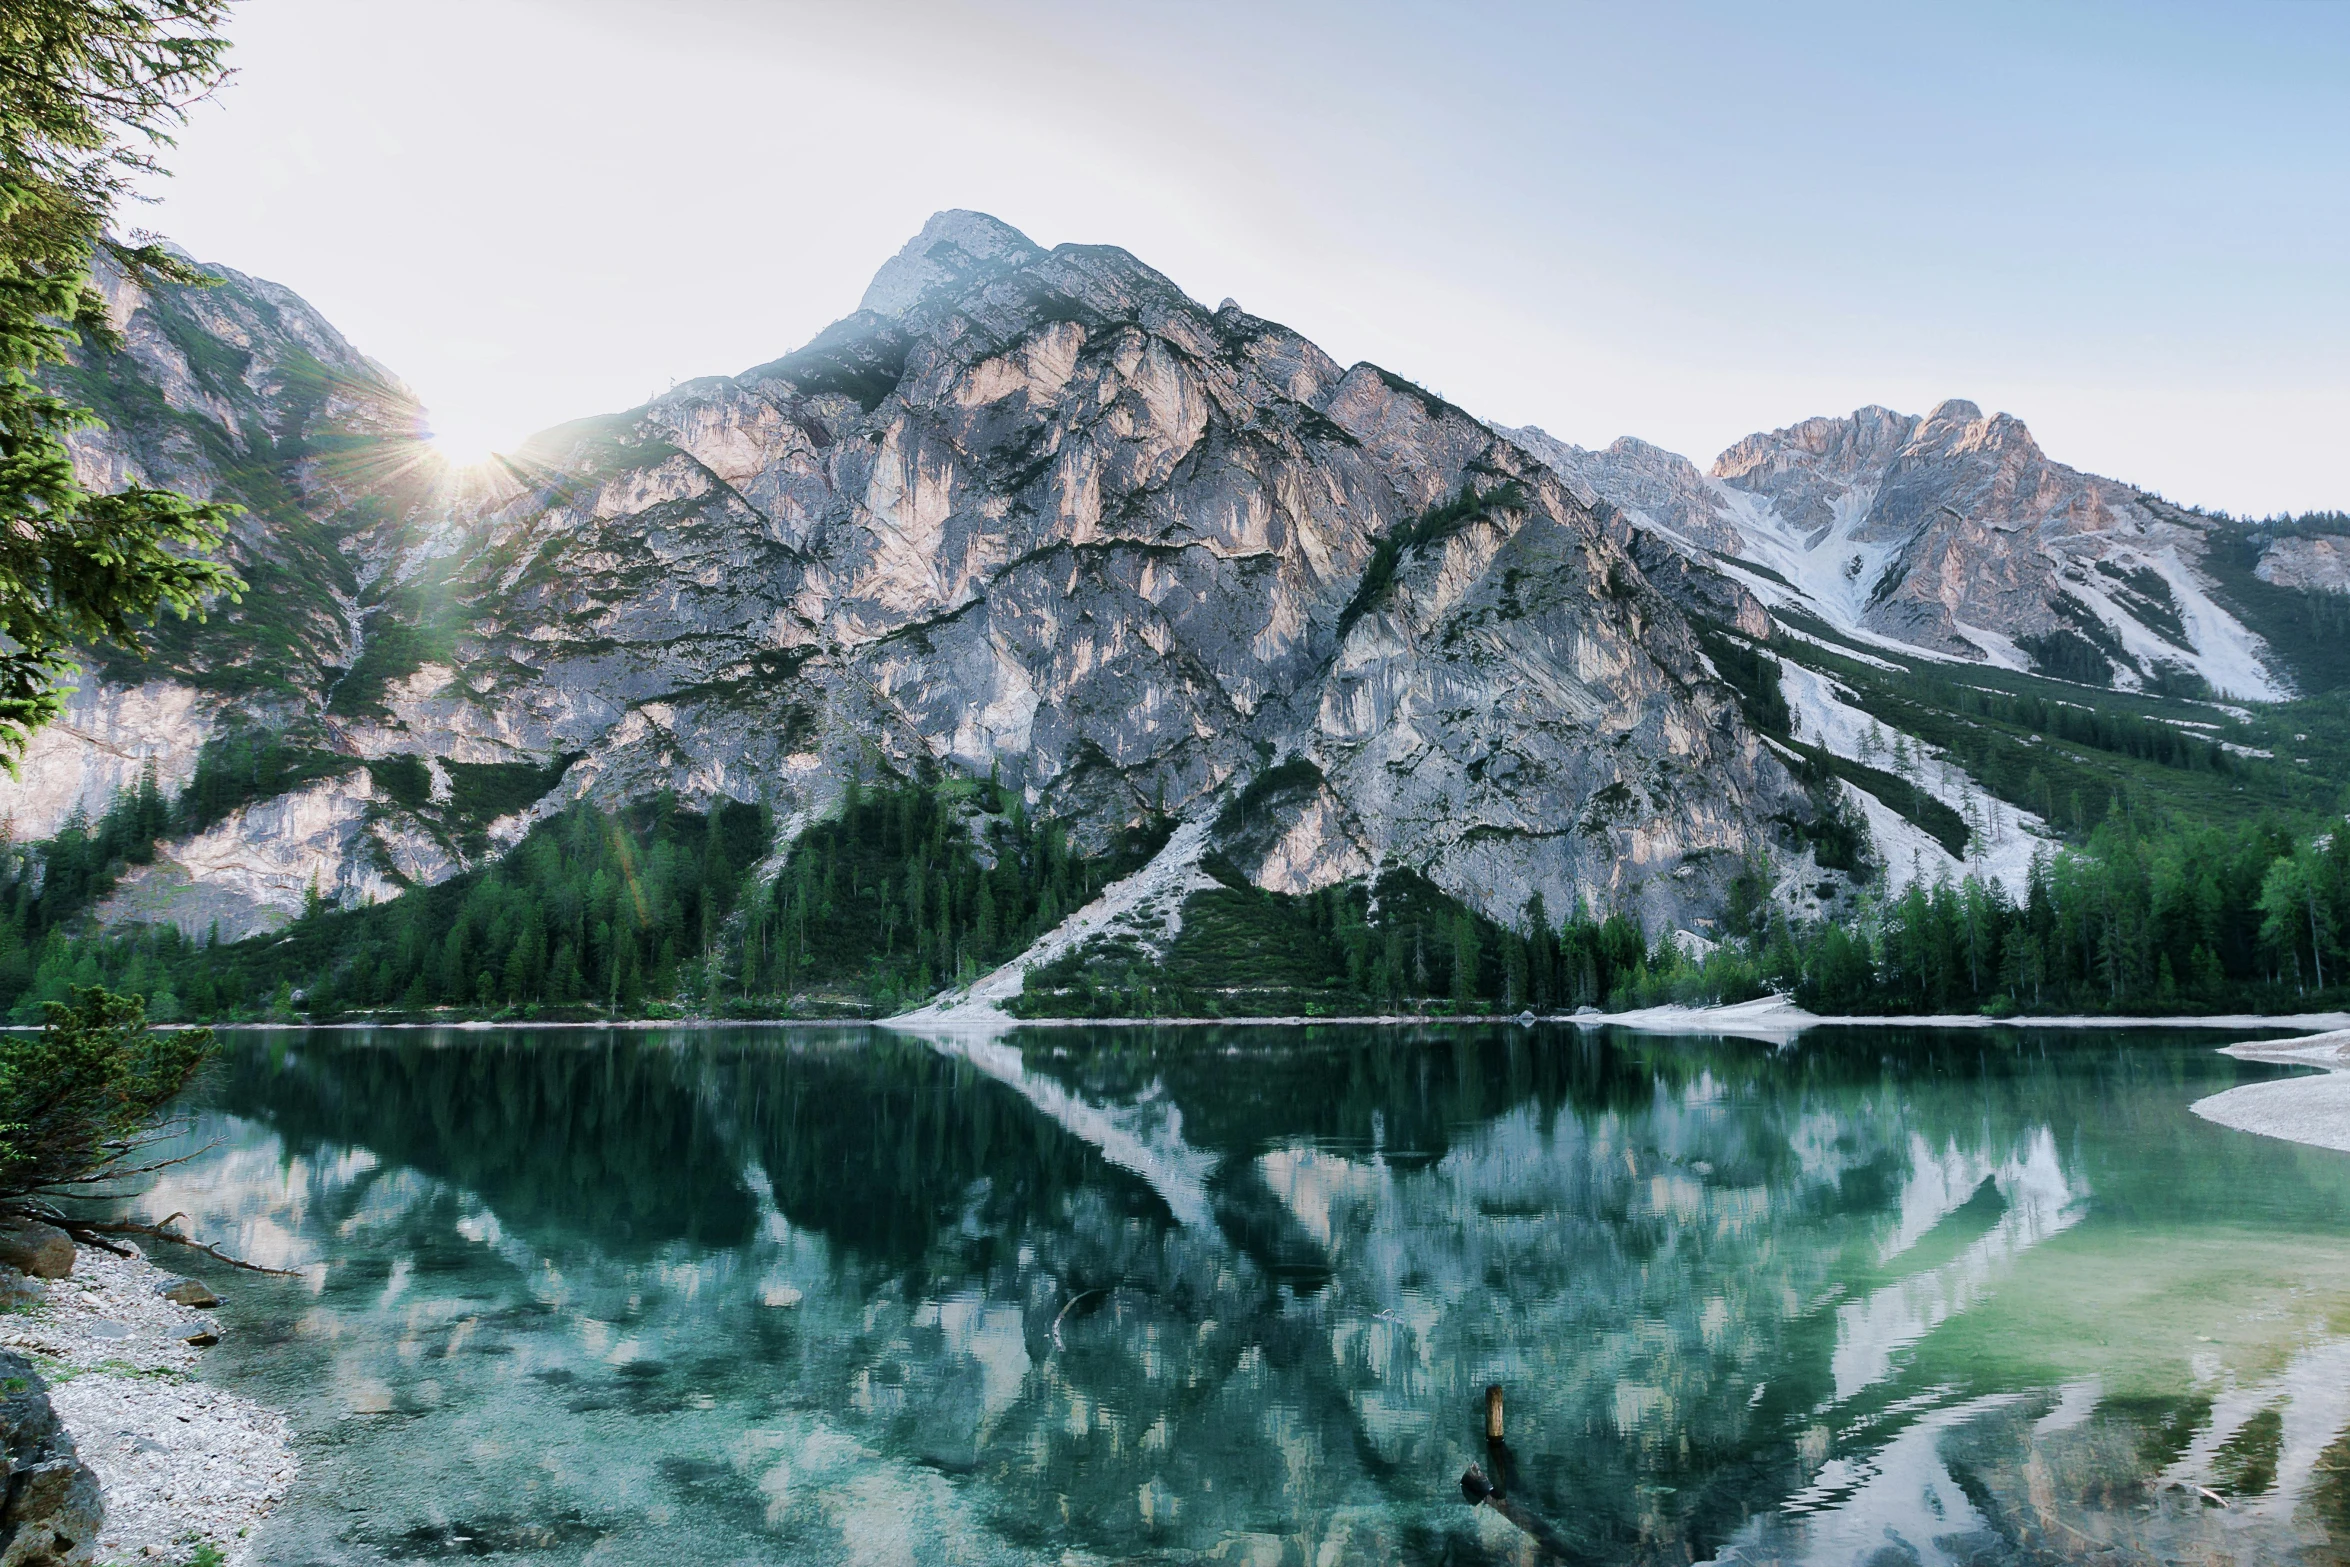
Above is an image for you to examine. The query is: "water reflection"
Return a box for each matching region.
[134,1024,2350,1565]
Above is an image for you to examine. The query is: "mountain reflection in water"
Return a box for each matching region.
[134,1024,2350,1566]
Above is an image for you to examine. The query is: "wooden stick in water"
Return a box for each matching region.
[1486,1383,1505,1442]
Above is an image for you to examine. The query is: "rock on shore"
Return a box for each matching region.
[0,1348,102,1565]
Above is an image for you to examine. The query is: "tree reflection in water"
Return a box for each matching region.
[131,1024,2350,1566]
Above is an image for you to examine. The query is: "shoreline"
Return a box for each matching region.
[0,1239,296,1565]
[160,996,2350,1038]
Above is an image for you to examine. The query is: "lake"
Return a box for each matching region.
[137,1023,2350,1566]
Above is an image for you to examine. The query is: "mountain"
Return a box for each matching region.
[1508,404,2350,703]
[5,212,1817,945]
[7,211,2347,1023]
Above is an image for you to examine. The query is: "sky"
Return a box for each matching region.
[136,0,2350,514]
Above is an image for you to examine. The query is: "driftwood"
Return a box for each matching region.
[50,1211,300,1277]
[1049,1288,1102,1350]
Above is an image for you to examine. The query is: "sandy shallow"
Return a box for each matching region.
[2191,1030,2350,1155]
[0,1240,296,1565]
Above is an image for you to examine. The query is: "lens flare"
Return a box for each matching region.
[426,424,502,470]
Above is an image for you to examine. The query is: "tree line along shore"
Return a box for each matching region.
[7,769,2346,1027]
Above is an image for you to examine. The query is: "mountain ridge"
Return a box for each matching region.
[4,210,2345,1011]
[8,213,1819,948]
[1508,397,2341,703]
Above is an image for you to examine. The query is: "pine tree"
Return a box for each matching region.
[0,1,242,762]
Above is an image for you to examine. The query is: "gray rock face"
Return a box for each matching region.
[14,215,1826,930]
[405,223,1807,923]
[2255,533,2350,595]
[6,246,468,933]
[1505,427,1741,554]
[859,210,1044,318]
[1516,404,2290,699]
[67,248,431,699]
[0,1351,102,1566]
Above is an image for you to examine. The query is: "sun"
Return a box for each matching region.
[424,414,506,470]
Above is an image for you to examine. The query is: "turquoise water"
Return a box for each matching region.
[138,1024,2350,1565]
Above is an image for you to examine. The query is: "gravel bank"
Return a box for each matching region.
[0,1240,295,1565]
[2191,1030,2350,1155]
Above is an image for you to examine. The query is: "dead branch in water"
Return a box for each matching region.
[52,1211,300,1277]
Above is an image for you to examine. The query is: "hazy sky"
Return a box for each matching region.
[139,0,2349,513]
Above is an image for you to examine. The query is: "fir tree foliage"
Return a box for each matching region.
[1785,813,2350,1015]
[0,0,242,760]
[1011,861,1739,1019]
[0,770,1176,1023]
[0,794,774,1022]
[744,770,1170,1016]
[0,984,211,1202]
[3,756,2345,1025]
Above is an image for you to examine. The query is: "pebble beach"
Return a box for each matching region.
[0,1240,295,1566]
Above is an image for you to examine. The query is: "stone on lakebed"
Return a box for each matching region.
[159,1277,221,1308]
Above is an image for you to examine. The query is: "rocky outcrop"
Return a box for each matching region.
[1503,426,1740,553]
[96,770,414,940]
[1303,472,1797,917]
[0,1350,102,1566]
[65,248,435,701]
[2255,533,2350,595]
[5,244,480,925]
[0,683,213,843]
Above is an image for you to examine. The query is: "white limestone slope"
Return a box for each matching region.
[0,679,214,839]
[891,818,1218,1026]
[1772,653,2051,895]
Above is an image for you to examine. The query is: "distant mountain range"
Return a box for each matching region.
[8,210,2346,966]
[1507,405,2315,700]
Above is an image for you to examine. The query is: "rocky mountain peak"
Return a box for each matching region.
[1520,397,2290,699]
[1905,399,2043,463]
[1500,425,1741,553]
[858,209,1044,318]
[1710,405,1915,499]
